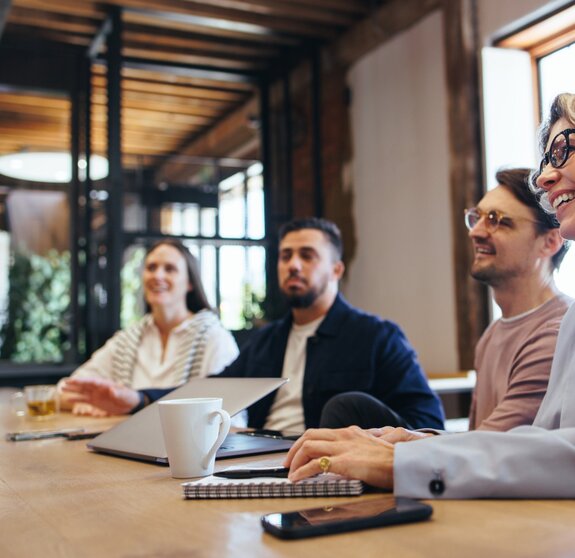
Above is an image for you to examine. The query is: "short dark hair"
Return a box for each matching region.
[145,239,212,313]
[278,217,343,260]
[496,167,569,270]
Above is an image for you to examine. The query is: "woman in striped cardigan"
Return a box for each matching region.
[60,239,238,416]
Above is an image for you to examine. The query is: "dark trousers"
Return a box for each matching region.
[319,392,412,429]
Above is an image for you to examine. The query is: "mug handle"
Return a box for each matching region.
[201,409,231,469]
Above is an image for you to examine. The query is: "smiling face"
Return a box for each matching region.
[469,186,545,287]
[277,229,343,309]
[536,117,575,241]
[142,244,191,313]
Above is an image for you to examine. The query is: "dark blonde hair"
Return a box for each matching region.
[537,93,575,155]
[531,93,575,197]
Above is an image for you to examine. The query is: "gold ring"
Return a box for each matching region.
[318,456,331,474]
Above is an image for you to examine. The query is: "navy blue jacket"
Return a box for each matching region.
[218,294,444,429]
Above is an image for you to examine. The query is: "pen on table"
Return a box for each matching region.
[64,431,105,440]
[5,428,85,442]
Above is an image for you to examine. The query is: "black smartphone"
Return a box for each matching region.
[261,497,432,540]
[214,466,290,479]
[237,429,302,441]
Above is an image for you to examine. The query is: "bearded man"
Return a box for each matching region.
[217,217,444,431]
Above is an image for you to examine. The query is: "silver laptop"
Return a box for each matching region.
[88,377,293,464]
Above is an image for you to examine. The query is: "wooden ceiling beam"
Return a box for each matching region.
[0,125,69,141]
[121,100,236,120]
[115,1,339,39]
[161,96,259,181]
[3,0,371,166]
[5,25,93,47]
[123,28,280,59]
[92,65,256,92]
[121,46,265,71]
[0,92,69,108]
[92,90,234,111]
[8,6,99,34]
[121,58,260,85]
[12,0,102,19]
[332,0,442,68]
[171,0,359,26]
[0,112,66,126]
[277,0,369,15]
[123,11,298,46]
[91,76,248,103]
[119,107,213,126]
[98,100,233,121]
[92,125,203,140]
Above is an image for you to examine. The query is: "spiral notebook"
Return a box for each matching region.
[182,473,365,499]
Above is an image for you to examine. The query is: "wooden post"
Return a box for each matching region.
[442,0,489,369]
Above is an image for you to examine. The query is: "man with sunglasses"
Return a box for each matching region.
[463,167,571,431]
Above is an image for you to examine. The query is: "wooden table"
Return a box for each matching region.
[2,404,575,558]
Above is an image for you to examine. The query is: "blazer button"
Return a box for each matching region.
[429,471,445,496]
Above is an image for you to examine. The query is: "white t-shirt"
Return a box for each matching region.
[264,316,324,432]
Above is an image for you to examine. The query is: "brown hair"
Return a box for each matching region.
[497,168,568,270]
[145,239,212,312]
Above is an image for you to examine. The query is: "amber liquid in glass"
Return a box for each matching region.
[27,400,57,417]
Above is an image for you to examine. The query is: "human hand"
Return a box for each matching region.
[369,426,434,444]
[61,377,140,415]
[283,426,395,489]
[71,402,110,417]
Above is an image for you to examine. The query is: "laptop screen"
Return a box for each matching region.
[88,377,291,463]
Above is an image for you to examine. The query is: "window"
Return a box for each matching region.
[120,159,266,332]
[537,43,575,298]
[483,6,575,308]
[0,115,74,364]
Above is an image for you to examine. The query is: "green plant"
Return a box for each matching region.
[240,283,266,329]
[0,250,71,362]
[121,246,146,328]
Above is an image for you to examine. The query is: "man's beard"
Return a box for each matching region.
[282,289,319,308]
[281,277,328,309]
[470,264,519,288]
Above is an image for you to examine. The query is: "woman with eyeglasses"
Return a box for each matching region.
[60,239,239,416]
[284,92,575,498]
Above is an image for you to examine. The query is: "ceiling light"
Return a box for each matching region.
[0,152,108,183]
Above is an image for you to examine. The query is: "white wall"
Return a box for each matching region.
[343,12,457,375]
[342,1,560,375]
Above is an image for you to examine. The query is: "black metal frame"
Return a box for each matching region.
[0,3,327,384]
[78,6,275,350]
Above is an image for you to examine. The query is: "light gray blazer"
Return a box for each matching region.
[394,303,575,499]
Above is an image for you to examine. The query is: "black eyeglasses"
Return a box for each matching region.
[464,207,539,233]
[539,128,575,174]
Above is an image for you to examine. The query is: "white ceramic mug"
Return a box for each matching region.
[158,397,231,479]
